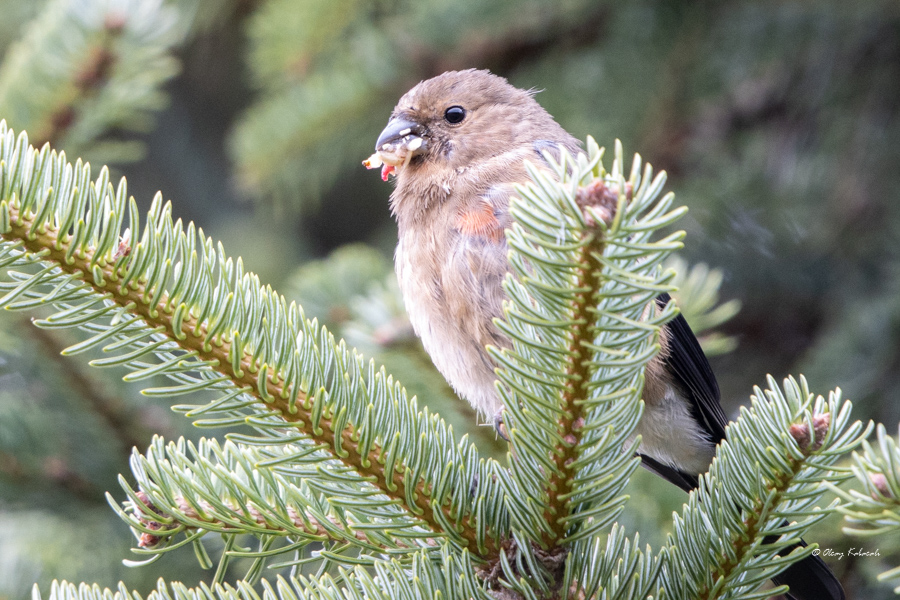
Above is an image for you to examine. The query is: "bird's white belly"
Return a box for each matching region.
[632,385,717,474]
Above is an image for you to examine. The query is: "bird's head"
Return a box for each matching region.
[366,69,569,179]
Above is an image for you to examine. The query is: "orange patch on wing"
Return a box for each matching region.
[456,202,503,242]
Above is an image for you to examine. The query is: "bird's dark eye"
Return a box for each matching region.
[444,106,466,124]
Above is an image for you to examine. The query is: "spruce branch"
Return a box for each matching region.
[112,435,461,563]
[36,546,477,600]
[829,423,900,592]
[0,123,502,565]
[660,375,869,600]
[494,139,684,553]
[566,527,661,600]
[472,140,684,598]
[831,422,900,535]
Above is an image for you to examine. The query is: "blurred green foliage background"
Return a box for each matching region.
[0,0,897,598]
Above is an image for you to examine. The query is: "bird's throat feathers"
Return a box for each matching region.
[388,145,539,225]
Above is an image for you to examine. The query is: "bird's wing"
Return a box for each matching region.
[655,292,729,444]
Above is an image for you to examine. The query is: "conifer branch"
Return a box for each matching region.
[660,376,868,599]
[543,180,620,545]
[494,140,683,559]
[42,17,121,146]
[830,423,900,592]
[118,443,384,551]
[2,173,485,554]
[36,546,470,600]
[831,423,900,535]
[0,123,500,562]
[695,414,829,599]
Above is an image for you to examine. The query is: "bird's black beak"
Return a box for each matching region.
[364,117,427,179]
[375,117,424,151]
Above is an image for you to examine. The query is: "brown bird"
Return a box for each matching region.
[367,69,842,600]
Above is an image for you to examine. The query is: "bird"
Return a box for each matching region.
[365,68,843,600]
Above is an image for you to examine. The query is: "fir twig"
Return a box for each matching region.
[0,123,499,560]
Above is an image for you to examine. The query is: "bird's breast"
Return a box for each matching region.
[394,203,509,418]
